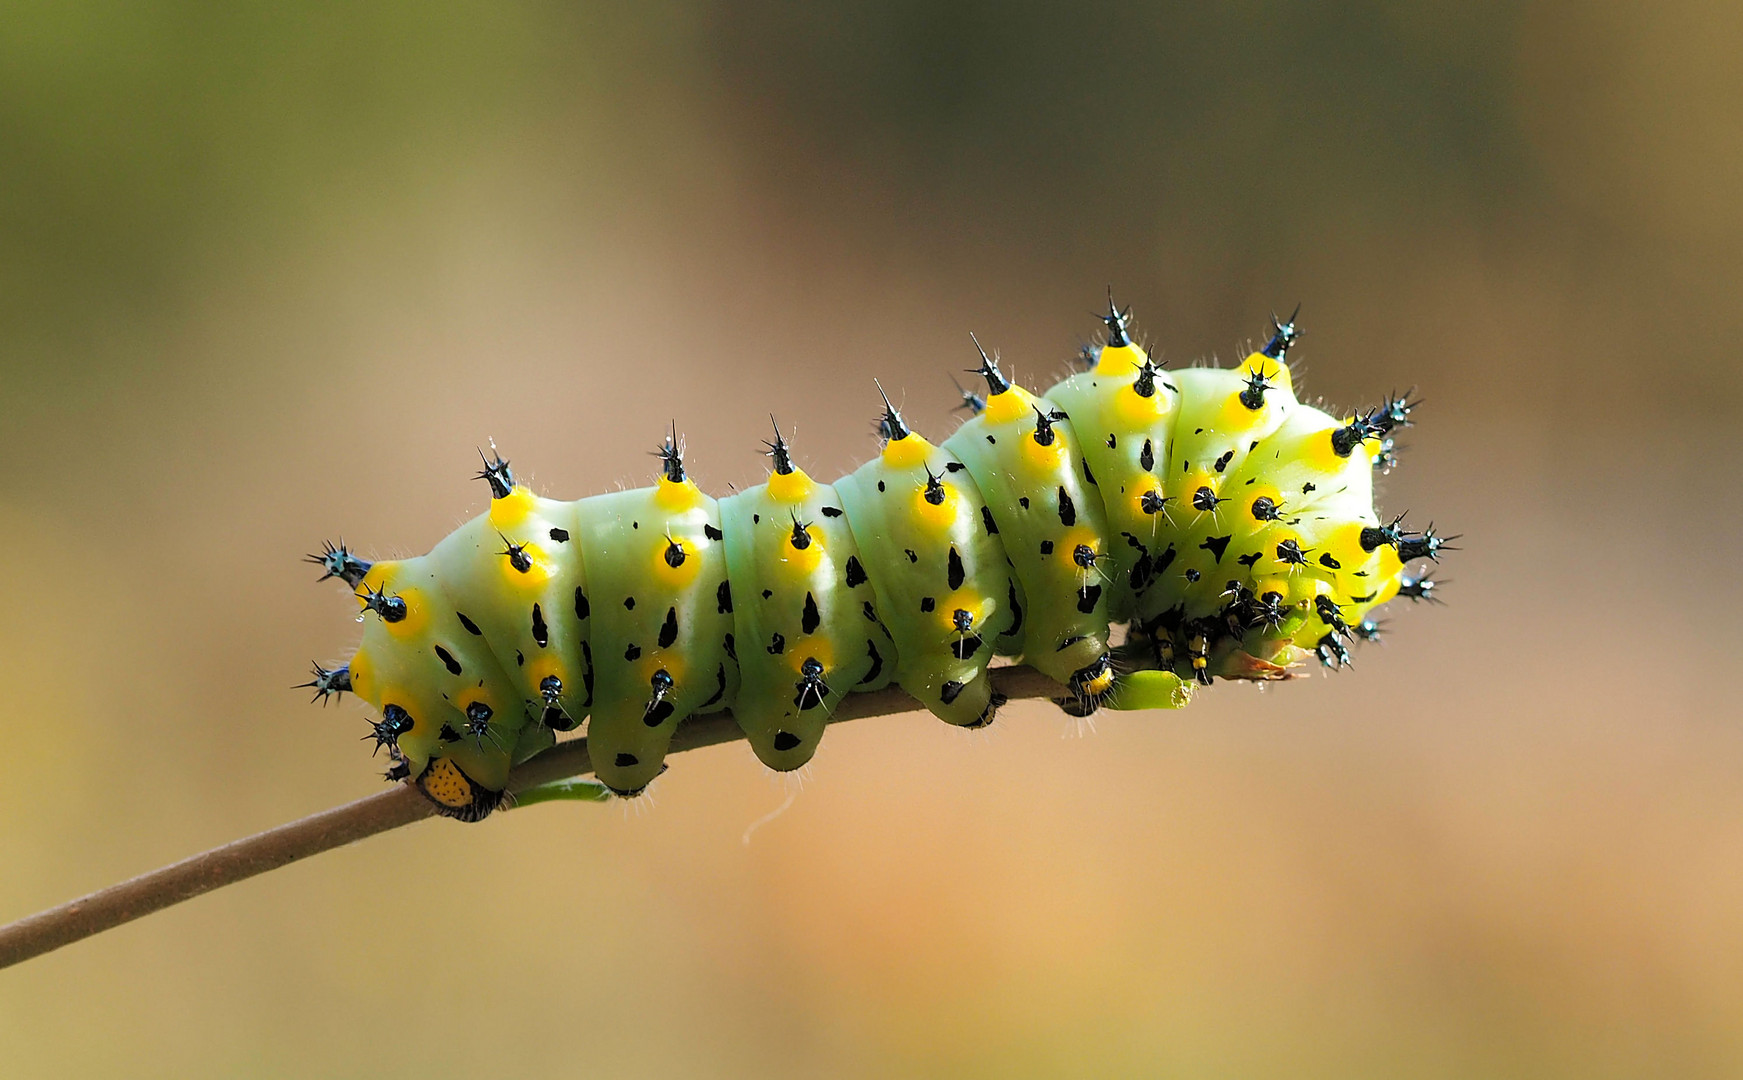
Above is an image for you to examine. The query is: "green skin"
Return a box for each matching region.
[336,335,1411,817]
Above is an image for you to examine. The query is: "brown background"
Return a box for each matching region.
[3,3,1741,1076]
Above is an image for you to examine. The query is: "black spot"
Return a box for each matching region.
[1184,568,1201,583]
[877,480,886,492]
[701,664,728,707]
[950,635,983,660]
[845,555,868,588]
[624,643,641,661]
[773,731,802,751]
[920,596,936,612]
[530,604,549,647]
[1106,433,1117,449]
[1155,544,1177,574]
[1082,457,1097,486]
[1319,552,1343,570]
[762,589,773,600]
[905,548,918,563]
[717,579,733,613]
[1200,535,1232,563]
[863,600,879,621]
[1057,487,1077,526]
[1019,496,1030,509]
[945,461,966,473]
[1214,450,1235,473]
[624,596,636,610]
[981,505,999,535]
[1237,551,1263,567]
[573,589,590,620]
[1076,584,1103,613]
[614,752,639,768]
[1056,635,1086,652]
[947,546,966,590]
[940,680,965,705]
[439,723,462,743]
[1139,438,1155,472]
[986,435,996,444]
[658,607,679,648]
[1302,482,1317,493]
[633,521,640,529]
[515,650,524,666]
[1005,581,1024,636]
[433,645,462,675]
[753,514,760,523]
[801,592,821,634]
[703,523,723,542]
[1040,538,1057,556]
[457,612,483,636]
[581,642,594,705]
[723,633,736,661]
[548,527,570,543]
[855,639,886,686]
[767,632,786,654]
[820,505,844,517]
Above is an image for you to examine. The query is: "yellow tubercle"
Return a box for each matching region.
[654,477,703,512]
[910,481,960,532]
[1053,526,1104,573]
[1237,352,1294,396]
[526,654,568,696]
[348,648,377,704]
[497,541,554,588]
[1019,427,1067,472]
[488,486,539,531]
[358,562,400,595]
[766,468,814,503]
[983,385,1034,425]
[881,433,932,469]
[379,585,432,639]
[1095,343,1145,379]
[634,654,687,687]
[650,536,703,588]
[788,638,836,675]
[781,529,826,576]
[934,589,991,636]
[1114,382,1171,427]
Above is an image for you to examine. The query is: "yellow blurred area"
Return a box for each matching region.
[3,2,1742,1076]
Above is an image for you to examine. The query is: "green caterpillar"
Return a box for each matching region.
[302,300,1448,820]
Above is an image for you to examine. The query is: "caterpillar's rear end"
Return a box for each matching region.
[303,297,1451,820]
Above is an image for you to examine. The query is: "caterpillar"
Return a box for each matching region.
[302,299,1449,821]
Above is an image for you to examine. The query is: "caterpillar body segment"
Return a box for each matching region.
[311,300,1448,820]
[941,381,1113,693]
[832,431,1018,729]
[718,467,896,772]
[570,478,738,795]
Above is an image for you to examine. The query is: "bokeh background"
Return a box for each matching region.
[3,3,1741,1076]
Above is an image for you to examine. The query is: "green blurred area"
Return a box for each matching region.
[3,3,1741,1077]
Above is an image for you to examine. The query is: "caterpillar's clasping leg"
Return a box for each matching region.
[1105,670,1192,711]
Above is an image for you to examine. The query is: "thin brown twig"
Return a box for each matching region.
[0,665,1067,972]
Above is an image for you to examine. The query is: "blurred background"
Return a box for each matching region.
[3,2,1741,1076]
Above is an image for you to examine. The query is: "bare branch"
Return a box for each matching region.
[0,665,1068,972]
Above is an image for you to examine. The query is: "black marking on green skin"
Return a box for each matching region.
[767,633,785,654]
[531,604,549,646]
[624,643,641,661]
[658,607,679,648]
[859,639,885,685]
[549,527,570,543]
[981,506,999,534]
[716,580,733,613]
[845,556,868,588]
[574,589,589,620]
[801,593,821,634]
[1200,535,1231,563]
[947,547,966,590]
[1139,439,1155,472]
[457,611,483,635]
[434,645,463,675]
[1040,539,1054,556]
[1057,488,1077,527]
